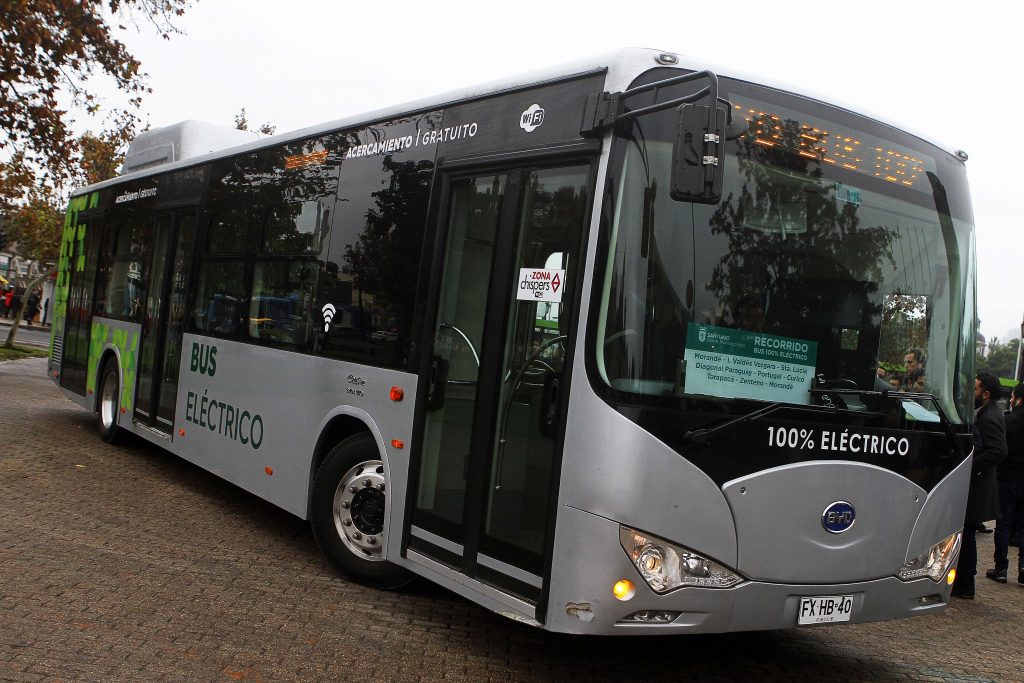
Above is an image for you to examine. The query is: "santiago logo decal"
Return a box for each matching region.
[698,326,707,343]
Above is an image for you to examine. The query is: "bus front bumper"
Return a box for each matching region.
[544,506,953,634]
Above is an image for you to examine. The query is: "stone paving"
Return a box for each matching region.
[1,357,1022,682]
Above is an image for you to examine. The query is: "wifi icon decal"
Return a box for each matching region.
[322,303,337,332]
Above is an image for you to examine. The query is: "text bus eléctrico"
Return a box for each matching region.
[48,48,976,633]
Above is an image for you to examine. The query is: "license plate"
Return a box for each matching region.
[797,594,854,625]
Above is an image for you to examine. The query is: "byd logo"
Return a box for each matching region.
[520,104,545,132]
[821,501,856,534]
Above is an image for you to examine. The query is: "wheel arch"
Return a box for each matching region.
[91,347,123,414]
[307,407,389,520]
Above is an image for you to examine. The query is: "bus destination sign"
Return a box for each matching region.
[684,323,818,404]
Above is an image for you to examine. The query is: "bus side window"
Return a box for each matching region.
[101,215,150,321]
[193,260,246,338]
[248,260,316,348]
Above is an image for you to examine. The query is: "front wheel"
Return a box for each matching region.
[97,361,122,444]
[310,433,414,589]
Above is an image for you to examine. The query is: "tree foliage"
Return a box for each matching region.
[3,129,122,266]
[0,0,192,197]
[234,107,276,136]
[978,337,1020,381]
[4,192,63,264]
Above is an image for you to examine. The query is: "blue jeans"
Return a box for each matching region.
[993,480,1024,571]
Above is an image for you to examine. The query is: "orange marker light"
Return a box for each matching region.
[178,429,185,437]
[613,580,635,601]
[389,386,404,401]
[947,568,957,586]
[265,466,274,476]
[391,439,405,449]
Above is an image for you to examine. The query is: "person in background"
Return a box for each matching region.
[953,373,1008,598]
[9,290,21,319]
[24,290,39,324]
[986,383,1024,584]
[903,348,926,390]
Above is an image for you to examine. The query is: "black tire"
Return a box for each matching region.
[311,433,414,590]
[97,360,122,444]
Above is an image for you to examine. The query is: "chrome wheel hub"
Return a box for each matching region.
[100,372,118,430]
[333,459,387,561]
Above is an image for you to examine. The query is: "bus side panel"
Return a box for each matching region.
[169,334,418,525]
[83,317,142,416]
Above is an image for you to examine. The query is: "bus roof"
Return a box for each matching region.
[74,47,965,197]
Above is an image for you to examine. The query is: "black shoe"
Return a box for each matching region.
[977,523,994,533]
[951,577,976,599]
[986,568,1008,583]
[1018,570,1024,584]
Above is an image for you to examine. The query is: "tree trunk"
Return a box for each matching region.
[4,268,55,349]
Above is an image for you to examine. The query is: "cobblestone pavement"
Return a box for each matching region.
[1,357,1021,682]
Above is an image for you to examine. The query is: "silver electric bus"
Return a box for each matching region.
[49,48,976,633]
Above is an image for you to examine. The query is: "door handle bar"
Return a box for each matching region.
[493,335,567,490]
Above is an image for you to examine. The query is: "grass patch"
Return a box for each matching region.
[0,345,49,362]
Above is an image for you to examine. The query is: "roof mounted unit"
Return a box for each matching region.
[121,120,261,175]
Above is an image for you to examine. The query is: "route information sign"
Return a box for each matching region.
[683,323,818,404]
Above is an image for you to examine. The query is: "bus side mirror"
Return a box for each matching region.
[671,104,726,204]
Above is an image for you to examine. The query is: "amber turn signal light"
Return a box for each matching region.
[613,579,635,601]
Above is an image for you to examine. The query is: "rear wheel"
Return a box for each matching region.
[97,360,122,444]
[311,433,414,589]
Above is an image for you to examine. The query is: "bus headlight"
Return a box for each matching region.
[619,526,743,593]
[896,531,961,582]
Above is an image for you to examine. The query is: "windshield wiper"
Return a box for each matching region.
[810,388,965,461]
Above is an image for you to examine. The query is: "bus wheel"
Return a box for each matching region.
[97,361,122,444]
[311,433,414,590]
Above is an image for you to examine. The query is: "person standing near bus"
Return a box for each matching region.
[953,373,1008,598]
[986,383,1024,584]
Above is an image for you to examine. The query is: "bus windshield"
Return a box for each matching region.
[595,76,976,424]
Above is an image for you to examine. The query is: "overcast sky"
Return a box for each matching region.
[87,0,1023,342]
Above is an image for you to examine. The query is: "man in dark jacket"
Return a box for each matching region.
[953,373,1008,598]
[986,383,1024,584]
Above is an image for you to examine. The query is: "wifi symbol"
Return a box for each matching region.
[321,303,337,332]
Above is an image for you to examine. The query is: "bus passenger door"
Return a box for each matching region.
[135,210,195,433]
[409,163,590,608]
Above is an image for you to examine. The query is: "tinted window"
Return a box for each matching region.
[192,137,342,342]
[100,204,151,320]
[317,114,438,369]
[249,260,318,347]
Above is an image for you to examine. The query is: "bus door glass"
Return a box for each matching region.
[411,164,590,602]
[135,210,196,431]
